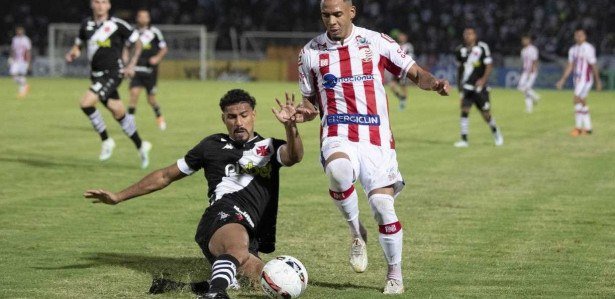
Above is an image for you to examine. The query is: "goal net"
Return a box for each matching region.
[47,23,216,80]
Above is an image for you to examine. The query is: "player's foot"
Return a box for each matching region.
[198,290,229,299]
[99,138,116,161]
[17,84,30,98]
[383,279,405,294]
[582,129,593,135]
[399,100,407,111]
[139,141,152,169]
[350,237,368,273]
[359,221,368,243]
[570,128,582,137]
[454,140,469,148]
[493,129,504,146]
[156,116,167,131]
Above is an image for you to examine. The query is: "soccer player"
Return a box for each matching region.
[295,0,450,294]
[454,27,503,148]
[9,26,31,99]
[387,30,414,110]
[65,0,152,168]
[127,9,168,130]
[556,28,602,136]
[518,34,540,113]
[84,89,304,299]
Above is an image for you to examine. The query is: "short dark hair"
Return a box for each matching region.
[219,89,256,111]
[522,34,533,40]
[574,27,586,33]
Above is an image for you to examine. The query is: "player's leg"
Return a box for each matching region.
[128,85,141,115]
[206,223,252,298]
[526,72,540,102]
[79,88,115,160]
[477,90,503,146]
[518,73,533,113]
[11,63,29,98]
[454,93,472,147]
[105,96,152,168]
[146,77,166,130]
[573,82,592,135]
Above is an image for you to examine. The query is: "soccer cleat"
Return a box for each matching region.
[99,138,116,161]
[156,116,167,131]
[570,128,582,137]
[399,100,407,111]
[139,141,152,169]
[198,291,229,299]
[493,129,504,146]
[383,279,405,294]
[582,129,593,135]
[17,84,30,99]
[350,237,368,273]
[454,140,469,148]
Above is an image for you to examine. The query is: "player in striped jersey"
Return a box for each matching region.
[556,28,602,136]
[518,35,540,113]
[295,0,450,294]
[9,26,32,98]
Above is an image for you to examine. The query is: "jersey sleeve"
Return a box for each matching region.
[376,33,415,78]
[272,139,288,167]
[76,20,87,46]
[568,47,574,63]
[177,138,209,175]
[480,43,493,65]
[531,47,539,61]
[298,46,316,97]
[153,27,167,48]
[587,45,597,65]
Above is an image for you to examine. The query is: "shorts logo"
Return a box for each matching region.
[322,73,375,89]
[218,211,229,220]
[233,205,255,228]
[326,114,381,126]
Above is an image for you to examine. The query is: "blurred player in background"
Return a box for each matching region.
[517,34,540,113]
[296,0,449,294]
[85,90,304,299]
[556,28,602,136]
[127,9,168,130]
[9,26,31,99]
[454,27,503,148]
[65,0,152,168]
[387,30,414,110]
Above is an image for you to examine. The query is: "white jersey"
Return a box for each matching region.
[568,42,597,86]
[11,35,32,63]
[521,44,538,73]
[299,25,415,149]
[400,42,414,58]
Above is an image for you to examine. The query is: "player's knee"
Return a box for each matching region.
[325,158,354,191]
[368,194,398,225]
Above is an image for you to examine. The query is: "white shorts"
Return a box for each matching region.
[321,137,405,197]
[9,61,29,76]
[574,80,593,99]
[517,72,537,91]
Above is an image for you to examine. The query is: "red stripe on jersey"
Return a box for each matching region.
[379,55,403,78]
[338,47,359,142]
[361,47,381,146]
[319,53,338,138]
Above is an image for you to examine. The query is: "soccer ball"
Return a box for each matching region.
[260,255,308,298]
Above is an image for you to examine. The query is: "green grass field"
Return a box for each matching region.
[1,78,614,298]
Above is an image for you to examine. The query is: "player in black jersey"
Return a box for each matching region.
[127,9,168,130]
[84,89,304,299]
[65,0,152,168]
[454,27,503,148]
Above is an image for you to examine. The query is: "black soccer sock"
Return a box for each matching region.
[128,107,136,115]
[486,116,498,133]
[208,254,239,293]
[116,114,142,149]
[81,106,109,141]
[152,105,162,117]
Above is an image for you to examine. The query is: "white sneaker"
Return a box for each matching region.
[350,238,368,273]
[139,141,152,169]
[493,129,504,146]
[383,279,404,294]
[99,138,116,161]
[453,140,469,148]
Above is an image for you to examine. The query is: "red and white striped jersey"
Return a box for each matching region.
[521,44,538,73]
[568,42,597,85]
[298,25,415,149]
[11,35,31,62]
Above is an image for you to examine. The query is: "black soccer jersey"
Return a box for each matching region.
[134,26,166,71]
[178,133,287,229]
[76,16,139,71]
[456,41,493,90]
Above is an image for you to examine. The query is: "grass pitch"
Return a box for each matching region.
[0,78,614,298]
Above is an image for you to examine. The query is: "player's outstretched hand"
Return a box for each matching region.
[84,189,121,205]
[294,99,318,123]
[65,48,80,63]
[434,79,450,96]
[272,92,298,125]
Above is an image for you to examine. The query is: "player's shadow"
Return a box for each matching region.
[310,280,381,291]
[0,155,134,170]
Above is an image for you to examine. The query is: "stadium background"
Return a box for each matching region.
[1,0,615,88]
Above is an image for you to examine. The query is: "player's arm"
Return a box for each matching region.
[556,62,573,89]
[65,44,81,63]
[123,39,143,77]
[475,63,492,90]
[149,45,168,66]
[591,63,602,91]
[531,59,539,74]
[273,93,304,166]
[406,64,450,96]
[83,163,187,205]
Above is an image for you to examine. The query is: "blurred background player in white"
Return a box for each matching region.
[518,34,540,113]
[454,27,503,148]
[387,30,414,110]
[9,26,32,99]
[556,28,602,136]
[295,0,450,294]
[127,9,168,130]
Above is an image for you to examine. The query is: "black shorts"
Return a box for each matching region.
[462,88,491,111]
[90,69,123,104]
[195,202,259,264]
[130,70,158,95]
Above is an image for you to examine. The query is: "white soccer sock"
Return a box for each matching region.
[582,106,592,131]
[326,158,362,239]
[460,117,469,136]
[118,113,137,136]
[574,103,583,129]
[525,97,533,113]
[368,194,403,277]
[528,89,539,100]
